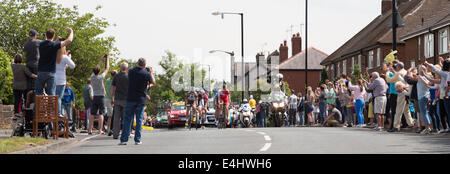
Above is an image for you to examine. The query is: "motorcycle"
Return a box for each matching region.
[238,105,254,128]
[228,109,239,128]
[270,100,287,127]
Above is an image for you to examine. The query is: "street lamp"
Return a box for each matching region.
[212,11,245,101]
[200,64,212,95]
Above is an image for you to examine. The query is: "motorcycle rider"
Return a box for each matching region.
[185,87,198,128]
[239,99,253,127]
[288,90,298,126]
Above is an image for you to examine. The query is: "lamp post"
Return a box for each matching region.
[305,0,308,95]
[212,11,245,101]
[200,64,212,94]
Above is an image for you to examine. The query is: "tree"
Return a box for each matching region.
[0,0,118,108]
[146,51,209,115]
[351,64,362,83]
[0,50,13,104]
[319,68,328,86]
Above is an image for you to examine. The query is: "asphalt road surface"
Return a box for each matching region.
[56,127,450,154]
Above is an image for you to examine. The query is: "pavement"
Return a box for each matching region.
[1,129,108,154]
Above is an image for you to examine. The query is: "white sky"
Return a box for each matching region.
[55,0,382,82]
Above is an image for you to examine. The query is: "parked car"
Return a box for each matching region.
[168,102,186,129]
[154,111,169,128]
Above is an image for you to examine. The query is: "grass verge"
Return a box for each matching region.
[0,137,50,154]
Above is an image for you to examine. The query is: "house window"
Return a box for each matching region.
[439,28,449,54]
[358,54,362,70]
[368,50,374,69]
[351,57,355,73]
[337,63,341,77]
[343,60,347,75]
[424,33,434,58]
[377,48,381,67]
[331,64,335,78]
[418,37,421,60]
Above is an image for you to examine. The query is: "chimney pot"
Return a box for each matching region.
[291,31,302,56]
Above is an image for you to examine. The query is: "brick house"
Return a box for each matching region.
[233,33,328,95]
[258,33,328,94]
[321,0,449,80]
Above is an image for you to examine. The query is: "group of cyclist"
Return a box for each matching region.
[184,82,232,128]
[185,87,209,129]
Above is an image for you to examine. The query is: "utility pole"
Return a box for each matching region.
[392,0,397,51]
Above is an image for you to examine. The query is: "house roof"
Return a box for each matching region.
[321,0,422,66]
[397,0,450,41]
[276,47,329,70]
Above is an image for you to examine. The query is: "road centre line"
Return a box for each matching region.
[260,143,272,152]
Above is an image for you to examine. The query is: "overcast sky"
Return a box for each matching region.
[55,0,382,82]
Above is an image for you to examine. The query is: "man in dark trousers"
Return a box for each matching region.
[23,30,41,91]
[119,58,155,145]
[111,62,129,139]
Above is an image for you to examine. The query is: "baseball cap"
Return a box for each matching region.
[29,30,38,36]
[395,62,404,68]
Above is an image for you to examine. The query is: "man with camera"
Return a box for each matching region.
[36,27,73,96]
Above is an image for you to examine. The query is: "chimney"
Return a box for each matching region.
[382,0,409,14]
[291,33,302,56]
[279,40,288,63]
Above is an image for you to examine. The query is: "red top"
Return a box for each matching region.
[218,89,230,104]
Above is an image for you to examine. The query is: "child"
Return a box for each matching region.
[323,103,342,127]
[313,101,320,125]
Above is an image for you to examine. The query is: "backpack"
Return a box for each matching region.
[297,97,305,112]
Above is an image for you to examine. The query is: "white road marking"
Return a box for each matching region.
[260,143,272,152]
[257,132,266,135]
[264,135,271,141]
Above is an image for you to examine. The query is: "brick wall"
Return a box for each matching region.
[0,104,14,129]
[280,70,321,94]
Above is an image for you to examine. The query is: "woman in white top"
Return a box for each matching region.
[55,42,76,117]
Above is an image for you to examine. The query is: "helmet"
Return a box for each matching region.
[250,95,253,99]
[201,89,205,94]
[276,73,284,80]
[243,99,248,103]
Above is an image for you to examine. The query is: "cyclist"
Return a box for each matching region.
[196,88,204,126]
[200,89,209,129]
[213,88,220,119]
[218,82,231,122]
[185,87,198,128]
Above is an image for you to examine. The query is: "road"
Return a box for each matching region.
[56,127,450,154]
